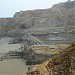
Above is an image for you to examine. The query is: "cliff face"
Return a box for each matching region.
[0,18,33,31]
[0,1,75,32]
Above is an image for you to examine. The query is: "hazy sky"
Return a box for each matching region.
[0,0,68,18]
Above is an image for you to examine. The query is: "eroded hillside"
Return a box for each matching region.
[0,1,75,32]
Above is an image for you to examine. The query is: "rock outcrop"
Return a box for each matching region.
[0,1,75,32]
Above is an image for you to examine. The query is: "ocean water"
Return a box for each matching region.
[0,37,28,75]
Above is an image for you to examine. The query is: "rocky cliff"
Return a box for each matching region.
[0,1,75,32]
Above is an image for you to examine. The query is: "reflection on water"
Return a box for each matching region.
[48,37,66,41]
[0,37,21,53]
[33,33,75,45]
[0,37,12,45]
